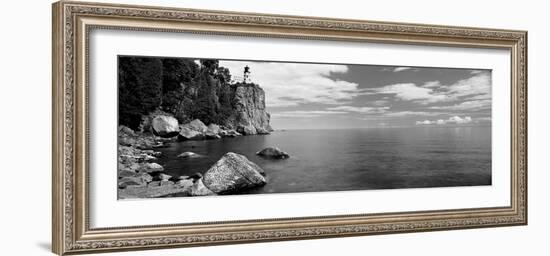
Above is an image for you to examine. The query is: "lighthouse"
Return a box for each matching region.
[243,65,251,83]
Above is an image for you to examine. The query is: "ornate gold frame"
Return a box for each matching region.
[52,1,527,255]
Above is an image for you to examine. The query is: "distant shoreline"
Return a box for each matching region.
[273,125,491,131]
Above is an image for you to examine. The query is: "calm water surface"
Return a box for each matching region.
[156,126,491,195]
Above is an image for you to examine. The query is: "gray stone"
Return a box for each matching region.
[154,173,172,181]
[139,162,164,173]
[178,128,205,141]
[177,152,203,158]
[203,152,266,194]
[256,147,290,159]
[206,123,221,135]
[181,119,208,133]
[204,132,221,140]
[189,178,216,196]
[117,174,152,189]
[152,115,180,137]
[118,180,194,199]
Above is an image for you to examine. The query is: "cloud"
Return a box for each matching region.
[370,83,448,103]
[444,72,492,99]
[429,99,491,111]
[393,67,412,72]
[365,71,491,106]
[422,81,442,88]
[270,110,346,118]
[219,61,358,107]
[415,116,473,125]
[385,111,444,117]
[326,106,389,114]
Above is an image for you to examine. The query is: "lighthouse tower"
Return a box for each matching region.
[243,65,251,83]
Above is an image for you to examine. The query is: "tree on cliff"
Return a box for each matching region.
[160,58,199,114]
[118,57,262,131]
[118,57,163,129]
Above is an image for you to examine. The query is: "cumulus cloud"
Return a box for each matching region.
[365,71,491,107]
[219,61,358,107]
[368,83,448,103]
[326,106,389,114]
[415,116,473,125]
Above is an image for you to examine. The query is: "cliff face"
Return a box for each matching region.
[228,83,273,135]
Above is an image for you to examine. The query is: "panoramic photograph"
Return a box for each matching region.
[117,56,492,199]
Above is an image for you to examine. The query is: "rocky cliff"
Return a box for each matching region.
[227,83,273,135]
[119,57,272,135]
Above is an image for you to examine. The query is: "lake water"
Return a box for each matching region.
[156,126,491,195]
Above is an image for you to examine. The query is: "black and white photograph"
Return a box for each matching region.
[117,56,492,199]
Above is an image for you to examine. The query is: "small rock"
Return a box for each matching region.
[118,170,138,179]
[154,173,172,181]
[118,174,151,189]
[177,175,190,180]
[176,178,194,188]
[189,178,216,196]
[204,132,221,140]
[118,125,135,136]
[189,172,203,181]
[139,162,164,173]
[256,147,290,159]
[177,152,203,158]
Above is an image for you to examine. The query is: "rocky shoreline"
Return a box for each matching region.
[117,116,288,199]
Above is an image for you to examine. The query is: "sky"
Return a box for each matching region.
[218,59,492,130]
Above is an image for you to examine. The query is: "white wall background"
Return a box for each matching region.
[0,0,547,255]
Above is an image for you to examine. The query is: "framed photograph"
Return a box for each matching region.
[52,1,527,255]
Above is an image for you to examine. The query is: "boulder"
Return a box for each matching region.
[222,129,242,138]
[154,173,172,181]
[237,125,257,135]
[152,115,180,137]
[178,128,205,141]
[177,152,203,158]
[118,170,138,179]
[189,178,216,196]
[117,173,152,189]
[118,125,135,136]
[256,147,290,159]
[118,180,194,199]
[181,119,208,133]
[139,162,164,173]
[204,132,221,140]
[203,152,266,194]
[206,123,221,135]
[176,178,194,188]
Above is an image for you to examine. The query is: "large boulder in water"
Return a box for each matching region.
[203,152,266,194]
[256,147,290,159]
[152,115,179,137]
